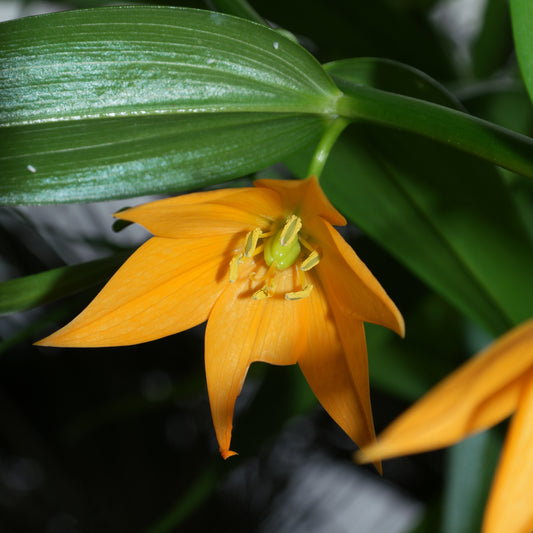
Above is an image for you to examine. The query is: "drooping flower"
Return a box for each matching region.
[357,318,533,533]
[37,177,404,459]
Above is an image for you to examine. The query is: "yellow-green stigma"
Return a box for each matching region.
[263,215,302,271]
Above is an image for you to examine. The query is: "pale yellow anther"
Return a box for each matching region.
[253,286,272,300]
[285,284,314,301]
[244,228,263,258]
[280,215,302,247]
[300,250,320,271]
[229,255,241,283]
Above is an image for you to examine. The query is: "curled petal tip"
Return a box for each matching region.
[396,314,406,339]
[221,449,238,460]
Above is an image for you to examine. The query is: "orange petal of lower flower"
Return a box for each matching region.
[116,188,281,239]
[36,235,232,347]
[297,282,379,464]
[204,266,305,458]
[483,370,533,533]
[357,319,533,463]
[310,217,405,337]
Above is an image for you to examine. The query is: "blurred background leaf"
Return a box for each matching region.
[441,429,502,533]
[510,0,533,104]
[0,252,130,316]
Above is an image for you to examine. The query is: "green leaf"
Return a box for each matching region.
[470,0,513,80]
[442,430,502,533]
[292,59,533,335]
[511,0,533,105]
[0,252,130,316]
[0,6,338,204]
[366,292,466,401]
[331,62,533,181]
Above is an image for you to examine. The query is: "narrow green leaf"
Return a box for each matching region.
[0,6,339,204]
[511,0,533,104]
[442,430,502,533]
[291,59,533,334]
[0,252,130,316]
[471,0,512,80]
[333,73,533,181]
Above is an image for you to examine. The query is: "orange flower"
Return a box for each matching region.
[357,318,533,533]
[37,177,404,459]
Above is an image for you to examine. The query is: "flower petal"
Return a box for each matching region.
[255,176,346,226]
[36,235,233,347]
[116,188,282,238]
[310,216,404,337]
[297,281,378,458]
[357,319,533,463]
[204,265,306,458]
[483,371,533,533]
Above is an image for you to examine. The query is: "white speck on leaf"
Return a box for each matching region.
[27,165,36,173]
[273,41,279,50]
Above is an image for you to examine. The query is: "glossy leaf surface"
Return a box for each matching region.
[0,6,338,204]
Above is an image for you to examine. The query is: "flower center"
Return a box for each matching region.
[229,214,320,301]
[264,214,302,271]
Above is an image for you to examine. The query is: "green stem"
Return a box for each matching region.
[307,117,350,180]
[335,81,533,179]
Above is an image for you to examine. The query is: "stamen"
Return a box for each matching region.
[251,244,264,257]
[244,228,263,258]
[229,255,241,283]
[251,262,276,283]
[285,284,314,300]
[300,250,320,271]
[253,286,272,300]
[299,236,314,252]
[252,264,277,299]
[280,215,302,247]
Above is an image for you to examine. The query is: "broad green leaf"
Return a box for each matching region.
[0,252,130,316]
[292,59,533,335]
[511,0,533,105]
[0,6,338,204]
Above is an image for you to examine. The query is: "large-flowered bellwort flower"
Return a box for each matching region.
[357,317,533,533]
[37,177,404,459]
